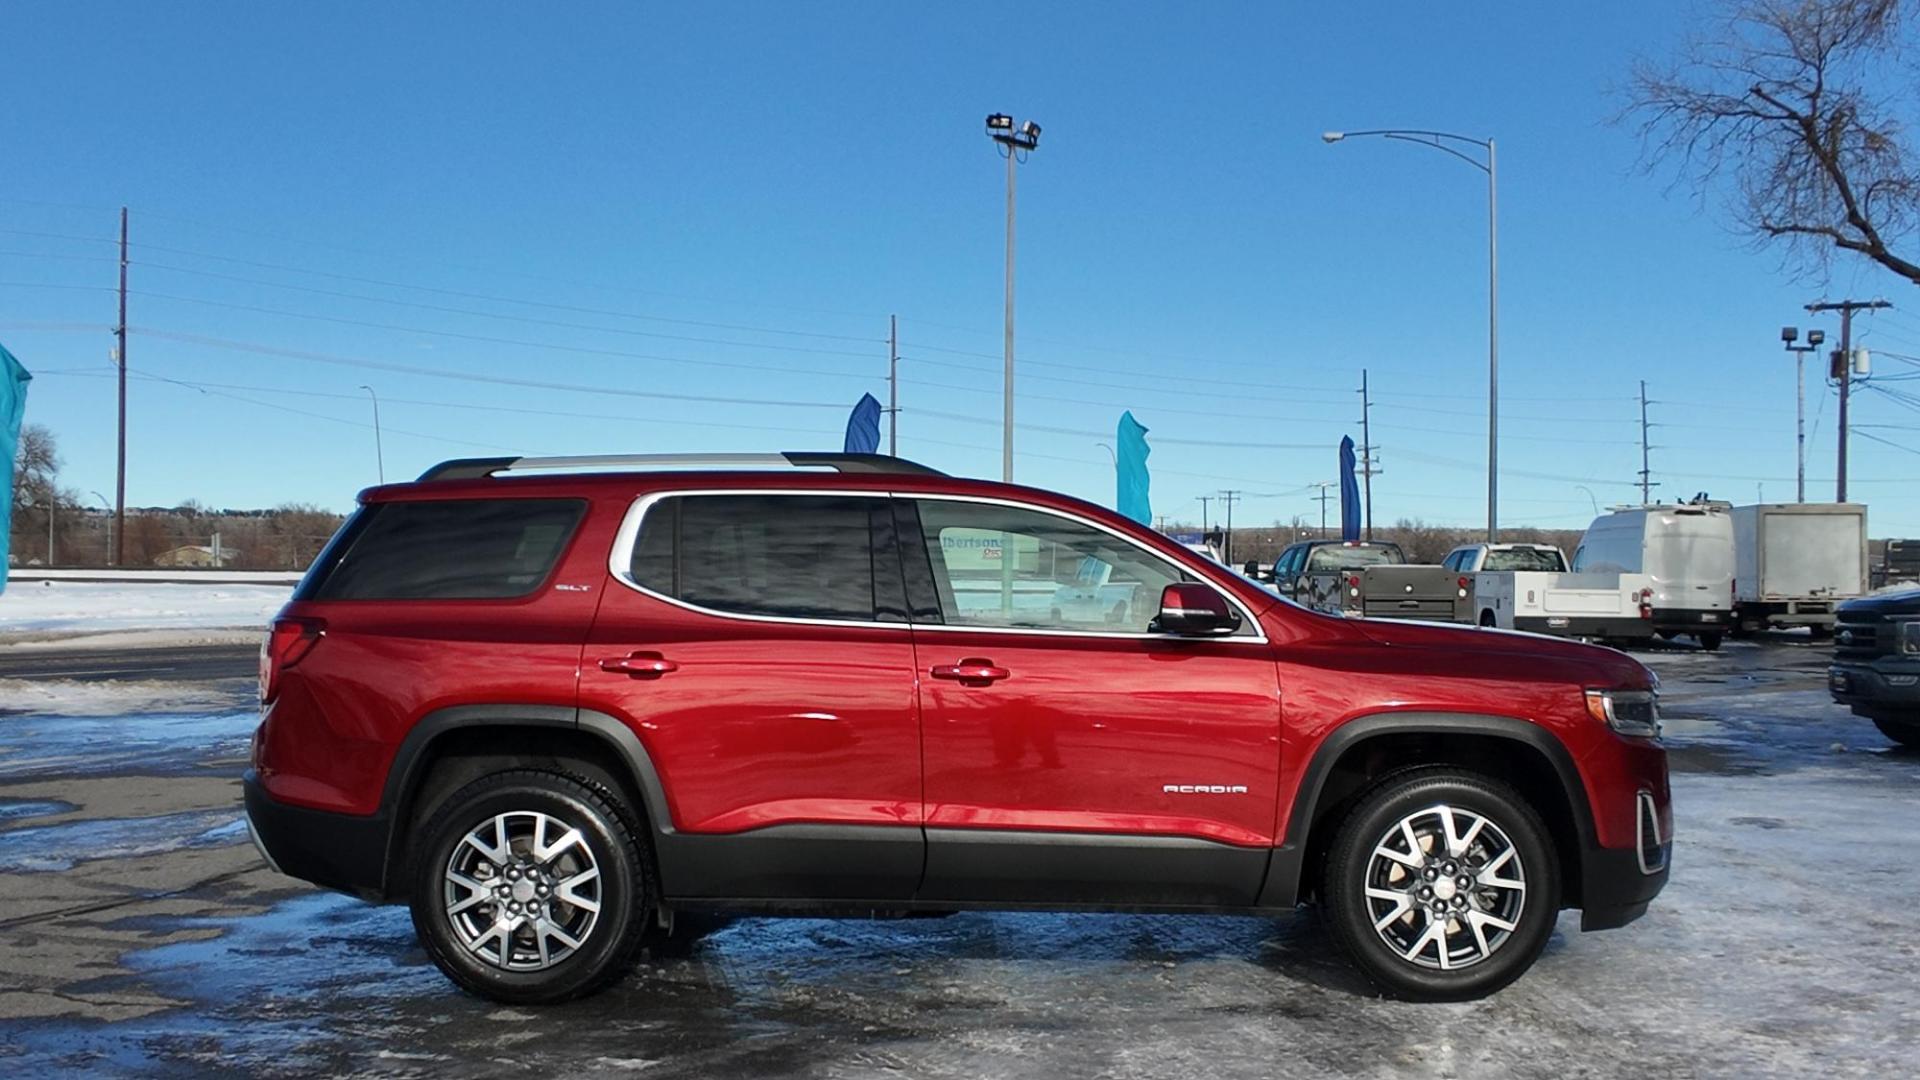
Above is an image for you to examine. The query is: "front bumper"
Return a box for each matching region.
[1580,788,1671,931]
[243,770,391,901]
[1828,659,1920,718]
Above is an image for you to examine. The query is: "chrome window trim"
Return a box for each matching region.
[605,488,1268,643]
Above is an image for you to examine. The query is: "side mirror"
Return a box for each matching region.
[1153,583,1241,636]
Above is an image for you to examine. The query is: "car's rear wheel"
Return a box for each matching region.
[1324,767,1560,1001]
[1697,631,1723,651]
[1872,716,1920,749]
[409,769,650,1004]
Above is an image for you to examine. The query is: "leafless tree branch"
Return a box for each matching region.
[1625,0,1920,286]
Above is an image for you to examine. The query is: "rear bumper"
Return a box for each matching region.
[243,770,390,901]
[1651,607,1728,633]
[1515,614,1652,639]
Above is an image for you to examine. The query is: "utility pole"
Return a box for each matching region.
[1638,380,1654,504]
[1358,369,1378,539]
[1313,482,1334,538]
[1218,490,1241,565]
[1807,299,1890,502]
[1197,495,1212,538]
[887,314,899,456]
[114,206,128,568]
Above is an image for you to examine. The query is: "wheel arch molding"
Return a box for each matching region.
[376,704,674,900]
[1256,711,1598,910]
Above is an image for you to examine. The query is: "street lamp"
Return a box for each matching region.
[1574,485,1599,517]
[1324,128,1499,540]
[358,384,385,484]
[986,113,1041,482]
[89,490,113,566]
[1780,327,1824,503]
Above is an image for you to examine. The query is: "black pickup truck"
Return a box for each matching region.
[1828,588,1920,749]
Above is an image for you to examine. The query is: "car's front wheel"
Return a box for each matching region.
[1324,767,1560,1001]
[408,769,651,1004]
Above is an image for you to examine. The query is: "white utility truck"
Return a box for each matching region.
[1451,543,1658,643]
[1571,502,1736,650]
[1730,503,1867,637]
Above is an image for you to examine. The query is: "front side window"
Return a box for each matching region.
[305,498,584,601]
[910,499,1216,633]
[627,494,897,622]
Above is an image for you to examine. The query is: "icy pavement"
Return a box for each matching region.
[0,636,1914,1077]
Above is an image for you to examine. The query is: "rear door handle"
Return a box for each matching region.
[930,659,1010,684]
[599,652,678,678]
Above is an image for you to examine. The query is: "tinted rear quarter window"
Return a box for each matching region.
[303,498,585,600]
[627,494,899,622]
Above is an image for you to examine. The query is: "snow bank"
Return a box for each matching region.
[0,580,291,636]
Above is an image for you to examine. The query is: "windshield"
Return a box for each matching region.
[1307,544,1404,571]
[1482,547,1567,572]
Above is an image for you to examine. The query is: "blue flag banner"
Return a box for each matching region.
[1338,435,1361,541]
[1115,410,1152,526]
[1,341,32,594]
[843,392,882,454]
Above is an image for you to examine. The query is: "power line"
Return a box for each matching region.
[131,328,860,409]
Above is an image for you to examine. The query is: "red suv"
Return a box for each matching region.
[245,452,1670,1004]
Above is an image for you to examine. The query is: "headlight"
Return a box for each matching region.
[1585,688,1661,738]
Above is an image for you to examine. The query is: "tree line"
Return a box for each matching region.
[7,423,345,570]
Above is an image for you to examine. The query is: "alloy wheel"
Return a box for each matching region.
[1362,803,1527,971]
[442,810,603,972]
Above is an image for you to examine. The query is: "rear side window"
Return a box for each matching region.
[625,494,902,622]
[303,498,584,601]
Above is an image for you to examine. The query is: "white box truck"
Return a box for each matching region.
[1730,502,1867,637]
[1571,502,1735,650]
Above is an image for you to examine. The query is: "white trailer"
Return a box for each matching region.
[1731,502,1868,636]
[1473,570,1658,642]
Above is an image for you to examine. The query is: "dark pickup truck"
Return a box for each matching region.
[1828,588,1920,749]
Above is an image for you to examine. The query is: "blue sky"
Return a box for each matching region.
[3,2,1917,533]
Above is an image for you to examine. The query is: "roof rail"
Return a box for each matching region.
[416,451,944,483]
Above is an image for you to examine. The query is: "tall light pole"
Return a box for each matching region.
[1324,128,1498,540]
[986,113,1041,483]
[1780,326,1824,503]
[1574,485,1599,517]
[358,384,385,483]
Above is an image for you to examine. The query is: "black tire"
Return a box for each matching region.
[1872,717,1920,749]
[408,769,651,1004]
[1478,610,1496,628]
[1698,631,1724,651]
[1323,767,1560,1001]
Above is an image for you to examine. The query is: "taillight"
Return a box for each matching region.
[1347,575,1361,589]
[261,617,325,703]
[1457,575,1470,598]
[1638,587,1654,620]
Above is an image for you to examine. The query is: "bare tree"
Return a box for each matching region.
[1629,0,1920,285]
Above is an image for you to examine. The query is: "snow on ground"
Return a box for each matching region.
[0,580,291,638]
[0,679,249,718]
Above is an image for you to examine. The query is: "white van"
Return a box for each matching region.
[1571,503,1735,649]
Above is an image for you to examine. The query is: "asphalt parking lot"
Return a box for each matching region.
[1,635,1916,1078]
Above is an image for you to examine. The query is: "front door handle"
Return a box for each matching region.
[930,658,1010,684]
[599,652,678,678]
